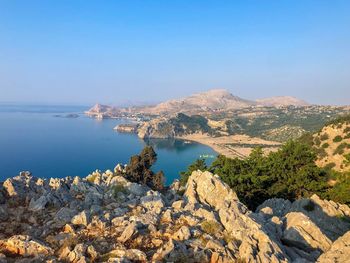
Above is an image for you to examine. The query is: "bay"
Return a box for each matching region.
[0,105,216,184]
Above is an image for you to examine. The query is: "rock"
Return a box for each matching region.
[172,226,191,241]
[87,245,97,260]
[289,195,350,241]
[140,190,164,214]
[29,195,48,211]
[0,235,53,257]
[0,205,8,222]
[282,212,332,254]
[184,171,289,262]
[71,210,90,226]
[317,231,350,263]
[152,239,175,261]
[256,198,292,218]
[118,222,138,243]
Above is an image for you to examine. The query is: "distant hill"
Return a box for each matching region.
[145,89,257,114]
[86,89,312,117]
[256,96,310,107]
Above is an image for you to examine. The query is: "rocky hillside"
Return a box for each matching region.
[137,113,213,139]
[256,96,309,107]
[0,170,349,262]
[304,115,350,171]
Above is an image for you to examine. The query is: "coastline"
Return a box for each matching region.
[177,133,281,159]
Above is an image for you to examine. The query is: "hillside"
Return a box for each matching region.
[302,115,350,172]
[85,89,312,118]
[256,96,310,107]
[0,170,349,262]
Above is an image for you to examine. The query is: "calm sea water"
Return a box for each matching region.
[0,105,216,184]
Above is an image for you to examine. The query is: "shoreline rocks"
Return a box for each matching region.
[0,169,349,262]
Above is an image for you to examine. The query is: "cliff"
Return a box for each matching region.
[0,170,349,262]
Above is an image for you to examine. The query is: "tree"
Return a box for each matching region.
[124,146,164,191]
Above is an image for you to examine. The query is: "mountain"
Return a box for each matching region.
[85,89,312,118]
[256,96,310,107]
[145,89,257,114]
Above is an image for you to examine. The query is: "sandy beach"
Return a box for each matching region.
[178,133,281,159]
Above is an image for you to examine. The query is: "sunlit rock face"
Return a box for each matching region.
[0,170,349,262]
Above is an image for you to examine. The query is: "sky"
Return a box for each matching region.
[0,1,349,106]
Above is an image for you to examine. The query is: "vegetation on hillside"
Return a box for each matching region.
[170,113,215,136]
[180,140,350,210]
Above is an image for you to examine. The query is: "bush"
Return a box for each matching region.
[324,162,336,170]
[314,137,321,146]
[333,143,350,155]
[333,135,343,143]
[320,133,329,141]
[344,127,350,133]
[321,143,329,149]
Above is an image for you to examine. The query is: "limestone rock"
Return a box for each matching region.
[282,212,332,254]
[317,231,350,263]
[71,210,90,226]
[0,235,53,257]
[172,226,191,241]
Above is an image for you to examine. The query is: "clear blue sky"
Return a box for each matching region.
[0,1,349,105]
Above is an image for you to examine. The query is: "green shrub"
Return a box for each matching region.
[324,162,336,170]
[333,135,343,143]
[333,143,350,155]
[320,133,329,141]
[314,137,321,146]
[345,133,350,139]
[322,143,329,149]
[344,127,350,133]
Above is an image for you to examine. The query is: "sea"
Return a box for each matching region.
[0,104,216,185]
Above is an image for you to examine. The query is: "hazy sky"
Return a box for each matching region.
[0,1,349,106]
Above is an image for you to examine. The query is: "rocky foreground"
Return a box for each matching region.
[0,169,349,263]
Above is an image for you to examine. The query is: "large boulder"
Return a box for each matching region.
[184,171,289,262]
[317,231,350,263]
[282,212,332,254]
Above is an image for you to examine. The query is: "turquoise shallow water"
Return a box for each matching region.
[0,105,216,184]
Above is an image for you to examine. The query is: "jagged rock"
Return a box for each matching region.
[289,195,350,241]
[152,239,175,261]
[317,231,350,263]
[28,195,48,211]
[185,171,289,262]
[282,212,332,254]
[71,210,90,226]
[257,198,292,218]
[118,222,138,243]
[140,190,164,214]
[0,235,53,257]
[172,226,191,241]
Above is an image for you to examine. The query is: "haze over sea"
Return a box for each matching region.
[0,104,216,184]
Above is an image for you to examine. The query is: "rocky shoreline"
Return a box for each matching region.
[0,169,349,262]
